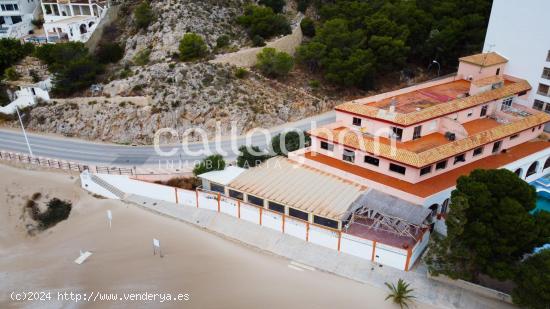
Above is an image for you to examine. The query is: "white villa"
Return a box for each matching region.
[41,0,109,43]
[0,0,39,39]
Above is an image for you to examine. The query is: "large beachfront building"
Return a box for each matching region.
[199,52,550,271]
[483,0,550,121]
[40,0,109,43]
[0,0,39,38]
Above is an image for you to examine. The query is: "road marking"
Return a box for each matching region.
[288,265,304,272]
[290,261,315,271]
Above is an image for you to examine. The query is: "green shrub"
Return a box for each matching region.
[512,249,550,309]
[237,145,269,168]
[297,0,310,13]
[134,1,154,30]
[34,42,102,96]
[256,47,294,78]
[27,198,72,230]
[252,35,266,47]
[4,67,19,81]
[133,49,151,66]
[96,42,125,64]
[235,67,248,79]
[258,0,285,13]
[179,33,208,61]
[308,79,320,89]
[216,35,230,49]
[0,38,34,73]
[300,17,315,37]
[193,154,226,176]
[237,5,291,40]
[270,130,310,156]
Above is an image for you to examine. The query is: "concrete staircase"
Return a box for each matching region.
[90,174,126,199]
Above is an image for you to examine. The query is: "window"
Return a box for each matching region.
[352,117,362,126]
[473,147,484,156]
[492,141,502,153]
[480,105,488,117]
[391,127,403,141]
[454,154,466,165]
[547,50,550,62]
[289,208,309,221]
[268,201,285,214]
[364,155,380,166]
[467,111,473,117]
[420,166,432,176]
[313,215,339,229]
[440,199,450,214]
[526,161,539,177]
[342,149,355,162]
[543,68,550,80]
[545,104,550,114]
[496,68,500,75]
[538,83,550,97]
[11,15,21,23]
[501,97,513,111]
[210,183,225,194]
[389,163,406,175]
[533,100,545,111]
[435,160,447,170]
[228,189,243,200]
[413,125,422,140]
[510,133,519,140]
[320,141,334,151]
[247,195,264,207]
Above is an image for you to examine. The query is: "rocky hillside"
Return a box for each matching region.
[6,0,334,144]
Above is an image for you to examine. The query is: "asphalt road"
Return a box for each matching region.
[0,111,336,168]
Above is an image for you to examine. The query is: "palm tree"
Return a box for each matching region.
[385,279,415,309]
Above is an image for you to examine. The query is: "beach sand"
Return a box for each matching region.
[0,164,436,309]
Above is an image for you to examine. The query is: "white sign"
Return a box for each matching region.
[107,210,112,228]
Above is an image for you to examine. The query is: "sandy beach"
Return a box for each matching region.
[0,164,436,309]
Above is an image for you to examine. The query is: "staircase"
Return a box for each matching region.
[90,174,126,199]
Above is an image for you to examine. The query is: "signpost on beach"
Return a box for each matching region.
[107,210,112,229]
[153,238,162,258]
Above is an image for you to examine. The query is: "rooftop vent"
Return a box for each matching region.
[445,132,456,141]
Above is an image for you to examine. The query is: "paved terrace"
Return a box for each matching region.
[303,141,550,198]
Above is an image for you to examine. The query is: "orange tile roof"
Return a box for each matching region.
[303,140,550,198]
[472,75,504,87]
[335,79,531,126]
[309,112,550,167]
[459,52,508,67]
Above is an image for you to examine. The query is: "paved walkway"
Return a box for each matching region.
[124,194,516,309]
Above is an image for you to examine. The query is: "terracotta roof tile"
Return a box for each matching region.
[459,52,508,67]
[309,112,550,167]
[335,79,531,126]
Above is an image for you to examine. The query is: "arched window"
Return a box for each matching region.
[514,168,523,177]
[526,161,539,177]
[544,157,550,170]
[88,21,95,28]
[79,24,87,34]
[441,199,450,214]
[429,204,439,217]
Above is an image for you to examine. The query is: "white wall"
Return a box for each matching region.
[483,0,550,111]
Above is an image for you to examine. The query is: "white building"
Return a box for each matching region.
[0,0,39,39]
[41,0,109,43]
[483,0,550,120]
[0,78,51,114]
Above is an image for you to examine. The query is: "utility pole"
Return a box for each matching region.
[16,106,33,157]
